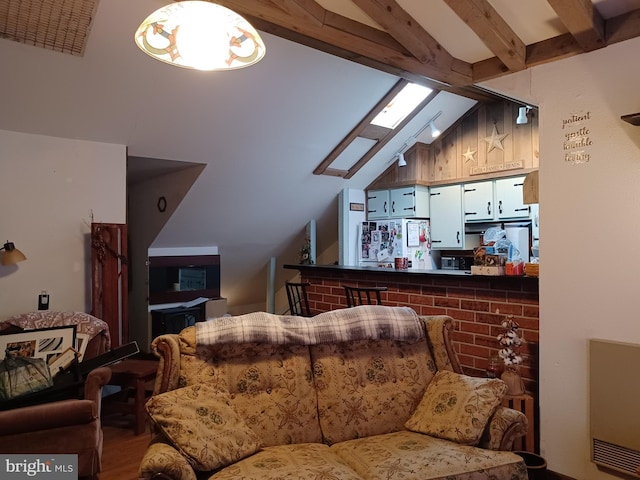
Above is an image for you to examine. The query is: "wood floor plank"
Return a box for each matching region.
[100,420,151,480]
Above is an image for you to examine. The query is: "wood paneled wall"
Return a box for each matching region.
[370,100,539,189]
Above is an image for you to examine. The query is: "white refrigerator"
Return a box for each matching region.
[358,218,437,270]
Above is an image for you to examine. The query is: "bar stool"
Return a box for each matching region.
[285,281,312,316]
[343,285,387,307]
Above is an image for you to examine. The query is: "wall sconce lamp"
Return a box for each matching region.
[397,152,407,167]
[516,106,532,125]
[1,241,27,266]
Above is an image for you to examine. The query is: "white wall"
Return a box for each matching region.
[0,129,126,317]
[484,38,640,479]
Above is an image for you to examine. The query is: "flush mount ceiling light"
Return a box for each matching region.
[134,1,266,71]
[397,152,407,167]
[516,106,532,124]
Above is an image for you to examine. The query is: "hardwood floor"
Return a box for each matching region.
[100,414,152,480]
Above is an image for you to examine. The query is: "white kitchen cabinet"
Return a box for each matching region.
[429,184,465,249]
[390,185,429,217]
[367,189,389,219]
[463,180,494,222]
[495,176,531,219]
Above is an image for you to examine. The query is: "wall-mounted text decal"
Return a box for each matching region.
[563,111,592,164]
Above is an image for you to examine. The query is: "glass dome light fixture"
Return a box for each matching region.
[134,1,266,71]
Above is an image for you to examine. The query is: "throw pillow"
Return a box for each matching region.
[145,383,262,471]
[404,370,507,445]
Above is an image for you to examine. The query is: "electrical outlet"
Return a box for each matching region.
[38,291,49,311]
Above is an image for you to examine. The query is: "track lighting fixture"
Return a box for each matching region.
[516,106,532,125]
[397,152,407,167]
[429,120,441,138]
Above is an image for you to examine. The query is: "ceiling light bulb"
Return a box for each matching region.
[516,106,529,124]
[430,121,441,138]
[397,152,407,167]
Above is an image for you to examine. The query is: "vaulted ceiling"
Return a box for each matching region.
[1,0,639,312]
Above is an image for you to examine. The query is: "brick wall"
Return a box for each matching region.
[299,268,539,392]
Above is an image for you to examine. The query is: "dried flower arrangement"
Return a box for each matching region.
[496,315,523,367]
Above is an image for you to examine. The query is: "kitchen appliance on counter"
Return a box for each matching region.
[440,254,474,270]
[358,218,437,269]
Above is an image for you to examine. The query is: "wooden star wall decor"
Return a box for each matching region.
[463,147,476,163]
[483,124,508,153]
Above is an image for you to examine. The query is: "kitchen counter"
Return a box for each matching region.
[284,263,538,281]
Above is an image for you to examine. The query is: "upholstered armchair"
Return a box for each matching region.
[0,312,112,480]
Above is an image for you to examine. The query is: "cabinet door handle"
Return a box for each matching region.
[498,200,503,214]
[404,207,415,212]
[515,207,530,212]
[384,201,387,213]
[391,201,395,213]
[431,240,442,243]
[487,202,492,215]
[456,232,461,244]
[465,211,477,216]
[464,188,477,193]
[430,192,441,196]
[403,192,413,197]
[514,182,524,187]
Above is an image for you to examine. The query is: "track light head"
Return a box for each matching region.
[430,120,441,138]
[397,152,407,167]
[516,106,530,125]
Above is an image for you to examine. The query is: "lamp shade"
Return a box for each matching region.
[1,241,26,266]
[134,1,266,71]
[516,106,529,124]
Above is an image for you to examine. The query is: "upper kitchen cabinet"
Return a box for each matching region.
[367,189,389,219]
[495,176,530,219]
[367,186,429,219]
[464,175,530,222]
[390,186,429,218]
[429,184,465,249]
[463,180,494,222]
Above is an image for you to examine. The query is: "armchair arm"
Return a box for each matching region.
[478,406,528,451]
[83,366,112,416]
[138,435,197,480]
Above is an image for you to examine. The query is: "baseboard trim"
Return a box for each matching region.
[547,470,577,480]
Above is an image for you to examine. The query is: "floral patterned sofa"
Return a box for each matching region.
[138,306,528,480]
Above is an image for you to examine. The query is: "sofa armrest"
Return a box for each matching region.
[151,334,184,394]
[478,406,528,451]
[138,436,197,480]
[83,366,112,414]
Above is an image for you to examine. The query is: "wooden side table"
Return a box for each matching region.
[502,393,536,453]
[105,359,158,435]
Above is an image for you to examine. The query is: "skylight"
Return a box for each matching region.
[370,83,433,129]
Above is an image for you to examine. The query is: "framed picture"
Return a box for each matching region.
[0,325,77,365]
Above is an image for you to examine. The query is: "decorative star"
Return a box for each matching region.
[462,146,476,163]
[483,124,508,153]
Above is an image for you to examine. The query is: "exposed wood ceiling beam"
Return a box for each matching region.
[351,0,471,77]
[215,0,473,87]
[443,0,526,72]
[213,1,640,88]
[546,0,605,52]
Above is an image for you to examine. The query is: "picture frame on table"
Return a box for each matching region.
[0,325,77,365]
